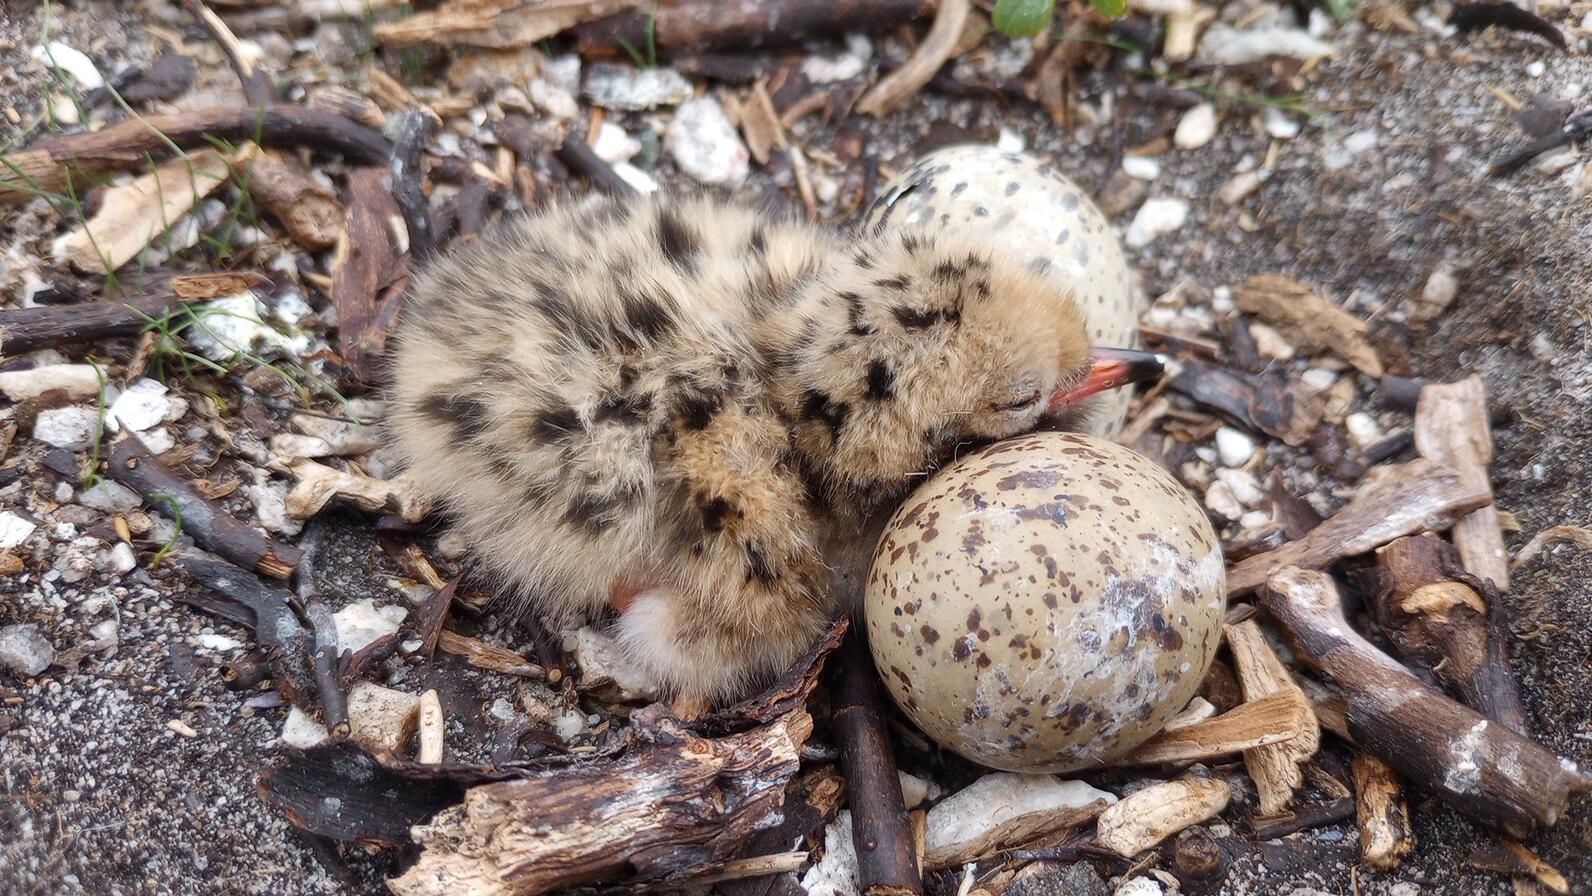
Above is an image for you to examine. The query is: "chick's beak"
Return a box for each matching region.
[1045,347,1164,412]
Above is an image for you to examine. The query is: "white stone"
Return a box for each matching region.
[996,128,1026,153]
[800,811,860,896]
[1215,427,1255,467]
[106,542,137,574]
[582,63,693,110]
[564,626,660,701]
[1525,60,1546,78]
[1346,412,1382,450]
[197,633,244,652]
[106,378,171,433]
[281,705,329,748]
[332,599,407,654]
[898,771,940,808]
[1533,146,1579,175]
[0,624,55,676]
[1249,321,1296,360]
[802,52,866,84]
[1174,103,1218,149]
[1264,108,1301,140]
[1219,170,1266,205]
[924,774,1116,858]
[1125,198,1189,249]
[1122,156,1162,180]
[346,682,420,752]
[1344,130,1379,154]
[138,427,176,455]
[1204,481,1245,520]
[542,53,582,94]
[1239,510,1272,530]
[55,481,74,503]
[611,162,659,194]
[1116,878,1166,896]
[33,406,99,450]
[1198,25,1335,65]
[590,121,642,164]
[75,480,140,514]
[31,41,104,89]
[665,95,750,186]
[554,710,587,741]
[0,364,102,402]
[1419,264,1459,319]
[185,292,309,363]
[0,512,39,549]
[528,78,578,121]
[1300,367,1339,391]
[1216,468,1266,506]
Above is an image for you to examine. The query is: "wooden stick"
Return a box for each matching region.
[574,0,933,55]
[556,132,640,198]
[1248,797,1356,840]
[1,105,389,205]
[1166,358,1322,447]
[1232,274,1384,377]
[1351,754,1413,869]
[436,629,544,678]
[1116,691,1307,765]
[416,689,444,764]
[830,628,922,896]
[1413,376,1510,589]
[173,548,316,710]
[244,147,344,251]
[0,272,265,355]
[856,0,972,117]
[185,0,276,105]
[1225,620,1319,814]
[1367,534,1528,734]
[305,599,349,736]
[388,708,813,895]
[390,109,437,264]
[1260,567,1591,836]
[1227,459,1491,595]
[110,436,302,579]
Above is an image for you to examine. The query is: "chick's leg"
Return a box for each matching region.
[613,404,833,711]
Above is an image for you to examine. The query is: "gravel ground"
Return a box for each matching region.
[2,2,1590,895]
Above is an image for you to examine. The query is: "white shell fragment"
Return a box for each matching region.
[0,512,39,550]
[863,144,1139,438]
[1198,25,1335,65]
[866,433,1226,772]
[107,378,173,433]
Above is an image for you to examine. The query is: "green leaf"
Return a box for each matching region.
[1091,0,1128,17]
[1324,0,1358,23]
[992,0,1056,36]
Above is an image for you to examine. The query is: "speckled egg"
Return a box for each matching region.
[863,144,1139,438]
[864,432,1225,773]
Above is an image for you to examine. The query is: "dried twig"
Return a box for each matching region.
[0,105,389,205]
[174,547,315,709]
[1248,797,1356,840]
[575,0,932,55]
[1450,1,1566,49]
[1116,691,1308,765]
[330,166,408,384]
[391,108,437,265]
[1261,567,1591,836]
[1226,459,1491,595]
[374,0,642,48]
[1167,359,1321,447]
[110,437,302,579]
[557,132,640,198]
[1366,534,1528,733]
[831,628,922,896]
[856,0,972,117]
[436,629,544,677]
[1232,274,1384,377]
[0,272,264,355]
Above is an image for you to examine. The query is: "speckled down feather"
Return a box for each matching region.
[389,194,1095,708]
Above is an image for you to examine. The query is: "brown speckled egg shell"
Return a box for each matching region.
[864,432,1225,773]
[862,144,1139,439]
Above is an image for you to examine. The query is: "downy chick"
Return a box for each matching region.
[389,195,1160,712]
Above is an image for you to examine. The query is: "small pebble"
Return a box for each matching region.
[1216,468,1266,506]
[106,378,172,433]
[139,427,176,455]
[332,600,407,654]
[1249,321,1296,360]
[1533,146,1579,175]
[0,364,102,402]
[1346,412,1382,450]
[33,406,99,450]
[0,623,55,677]
[1174,103,1218,149]
[612,162,660,194]
[76,480,141,513]
[167,719,198,738]
[1219,170,1265,205]
[281,705,328,748]
[1525,60,1545,78]
[1204,481,1245,521]
[1215,427,1256,467]
[1122,156,1162,180]
[665,95,749,186]
[106,542,137,575]
[197,633,243,652]
[1125,198,1189,249]
[1300,367,1339,391]
[0,511,38,550]
[590,121,642,164]
[1116,877,1166,896]
[1264,107,1301,140]
[31,41,104,89]
[1239,510,1272,529]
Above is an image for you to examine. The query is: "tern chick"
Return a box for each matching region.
[389,194,1159,712]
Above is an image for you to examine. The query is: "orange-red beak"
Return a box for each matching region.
[1046,347,1164,412]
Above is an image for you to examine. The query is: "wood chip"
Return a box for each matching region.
[1233,274,1383,377]
[1414,376,1509,588]
[436,629,543,677]
[1095,776,1231,857]
[1226,458,1491,595]
[282,458,432,522]
[1117,690,1310,765]
[1224,620,1319,814]
[1352,754,1413,869]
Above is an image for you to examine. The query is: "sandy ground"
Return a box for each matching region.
[1,2,1590,895]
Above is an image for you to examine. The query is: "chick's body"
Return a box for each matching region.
[391,195,1097,709]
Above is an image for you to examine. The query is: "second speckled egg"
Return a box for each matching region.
[863,144,1139,438]
[864,432,1226,773]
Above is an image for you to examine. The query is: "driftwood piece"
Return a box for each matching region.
[436,629,545,678]
[244,148,344,251]
[1351,754,1413,870]
[0,105,389,205]
[830,629,922,896]
[56,146,250,272]
[1224,620,1319,814]
[1260,567,1591,836]
[174,547,316,709]
[1367,534,1528,734]
[1467,837,1571,894]
[389,707,812,895]
[856,0,972,117]
[391,109,437,264]
[330,166,407,384]
[109,437,302,578]
[1413,376,1509,589]
[282,458,431,522]
[0,272,264,356]
[374,0,641,48]
[720,767,845,896]
[1116,690,1309,765]
[1167,359,1321,447]
[1095,776,1231,858]
[1227,459,1491,595]
[1232,274,1384,377]
[922,776,1113,870]
[574,0,932,55]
